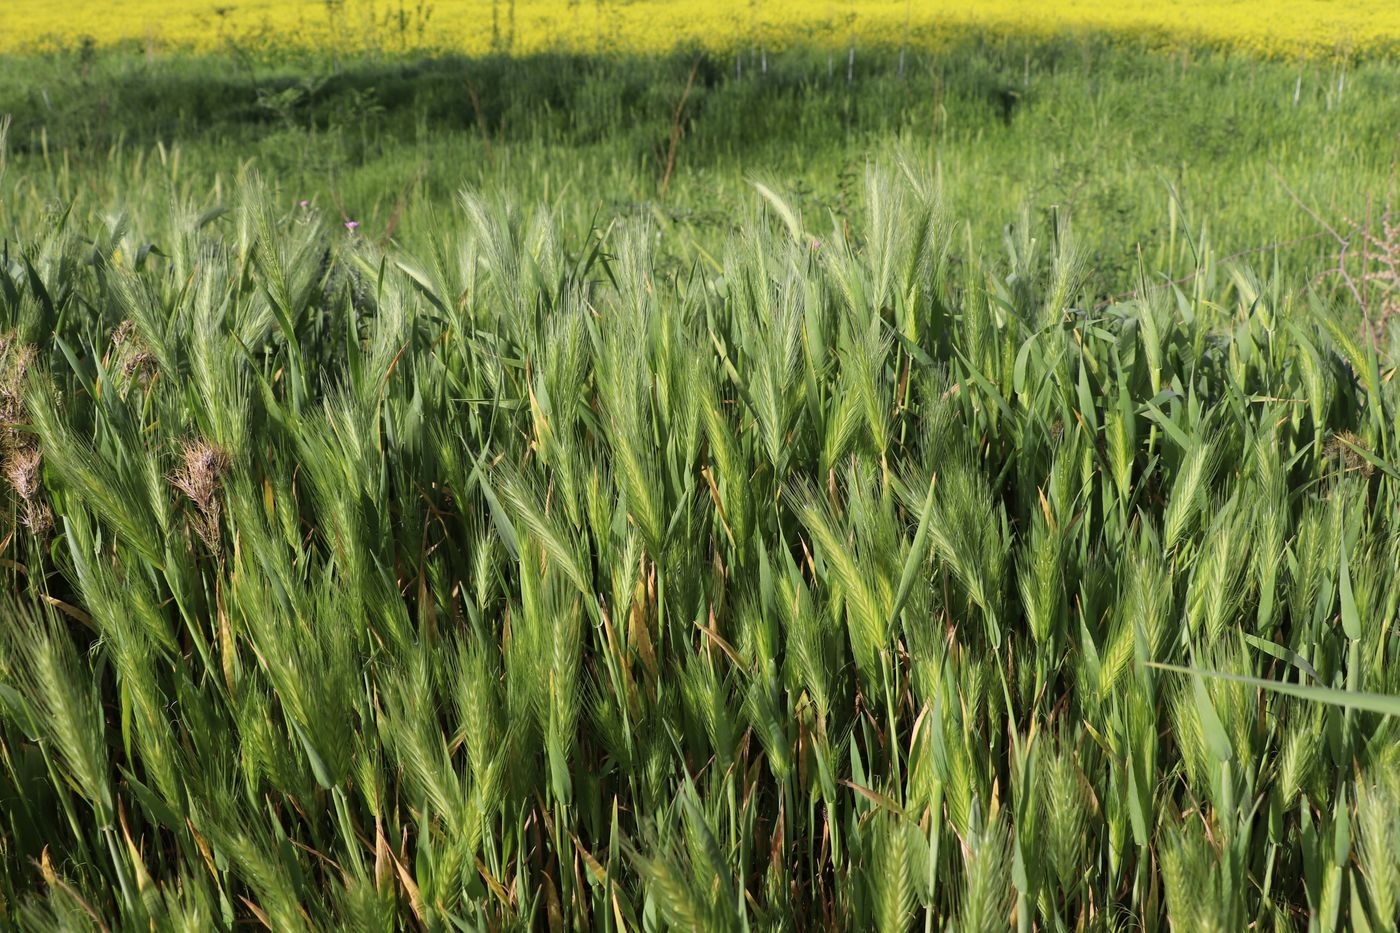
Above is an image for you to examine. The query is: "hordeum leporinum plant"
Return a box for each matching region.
[4,159,1400,930]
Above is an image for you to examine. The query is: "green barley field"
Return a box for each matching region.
[3,32,1400,932]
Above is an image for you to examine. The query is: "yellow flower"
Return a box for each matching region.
[2,1,1396,59]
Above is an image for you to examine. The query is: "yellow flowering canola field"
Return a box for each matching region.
[2,0,1397,58]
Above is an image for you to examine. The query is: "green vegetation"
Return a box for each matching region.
[3,36,1400,933]
[3,40,1397,293]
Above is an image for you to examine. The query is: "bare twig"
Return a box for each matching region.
[465,75,493,155]
[1271,160,1400,343]
[1268,161,1345,243]
[379,165,427,246]
[1363,192,1372,314]
[660,56,701,196]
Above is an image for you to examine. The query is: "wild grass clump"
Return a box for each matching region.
[3,164,1400,930]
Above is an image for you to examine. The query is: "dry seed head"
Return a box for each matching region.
[171,439,230,510]
[121,348,157,382]
[110,322,157,391]
[0,341,36,430]
[21,499,53,538]
[171,439,230,551]
[1,340,35,389]
[1326,431,1374,478]
[5,447,41,500]
[0,353,36,454]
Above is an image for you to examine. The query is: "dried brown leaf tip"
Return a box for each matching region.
[171,439,231,551]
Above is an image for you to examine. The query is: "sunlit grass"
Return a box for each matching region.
[3,159,1400,928]
[4,14,1400,929]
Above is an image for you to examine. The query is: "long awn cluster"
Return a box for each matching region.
[2,167,1400,930]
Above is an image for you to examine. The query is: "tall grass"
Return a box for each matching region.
[2,161,1400,930]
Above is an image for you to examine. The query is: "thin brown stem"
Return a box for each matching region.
[660,56,701,196]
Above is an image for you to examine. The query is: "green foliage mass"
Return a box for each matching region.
[4,36,1400,933]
